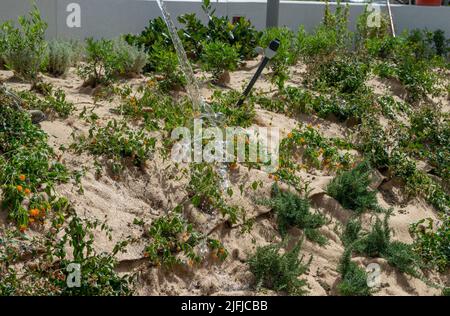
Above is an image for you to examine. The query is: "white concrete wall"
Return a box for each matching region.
[0,0,449,39]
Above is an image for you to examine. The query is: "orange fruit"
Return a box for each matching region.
[19,174,26,181]
[287,132,293,139]
[29,209,40,217]
[16,185,23,192]
[24,188,31,195]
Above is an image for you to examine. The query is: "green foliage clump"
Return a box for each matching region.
[248,241,310,295]
[70,119,156,175]
[19,88,75,119]
[267,184,327,245]
[188,163,241,224]
[178,0,260,61]
[201,40,239,83]
[0,208,135,295]
[144,209,228,267]
[0,89,69,227]
[337,248,372,296]
[149,42,186,92]
[46,40,74,77]
[260,27,296,89]
[116,85,193,132]
[78,38,147,87]
[326,162,379,213]
[210,90,255,127]
[0,5,47,82]
[410,216,449,272]
[313,56,369,94]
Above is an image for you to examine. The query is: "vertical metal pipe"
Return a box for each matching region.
[266,0,280,28]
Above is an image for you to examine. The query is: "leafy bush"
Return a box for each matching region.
[19,88,75,118]
[337,248,372,296]
[327,161,379,213]
[149,42,186,91]
[0,5,47,82]
[210,90,255,127]
[267,184,327,245]
[201,40,239,83]
[70,119,156,175]
[260,27,296,89]
[312,56,369,94]
[116,85,193,132]
[0,209,135,295]
[144,210,227,267]
[248,241,310,295]
[78,38,147,87]
[352,213,422,276]
[410,216,449,272]
[46,40,74,77]
[124,17,172,54]
[188,163,241,224]
[178,0,260,61]
[279,124,355,174]
[112,38,147,77]
[0,89,69,227]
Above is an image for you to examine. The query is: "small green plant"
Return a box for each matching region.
[351,213,423,276]
[70,119,156,175]
[78,37,146,87]
[46,40,74,77]
[201,40,239,84]
[337,248,372,296]
[0,89,69,228]
[19,88,75,119]
[327,161,379,213]
[112,38,148,77]
[0,5,48,82]
[188,163,241,224]
[341,218,363,247]
[265,184,327,245]
[144,210,227,267]
[410,216,449,272]
[149,42,186,92]
[260,27,295,89]
[210,90,255,127]
[248,241,310,295]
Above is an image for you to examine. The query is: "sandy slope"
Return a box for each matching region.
[0,61,448,296]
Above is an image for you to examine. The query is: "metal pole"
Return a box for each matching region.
[266,0,280,28]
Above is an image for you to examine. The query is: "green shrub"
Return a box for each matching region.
[326,161,379,213]
[337,248,372,296]
[70,119,156,174]
[0,88,69,227]
[260,27,295,89]
[248,242,310,295]
[410,216,449,272]
[78,38,147,87]
[201,40,239,83]
[210,90,255,127]
[149,42,186,91]
[267,184,327,245]
[144,210,227,267]
[178,0,260,61]
[19,88,75,118]
[0,5,47,82]
[353,213,422,276]
[46,40,73,77]
[187,163,241,224]
[313,56,369,94]
[112,38,147,77]
[341,218,363,247]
